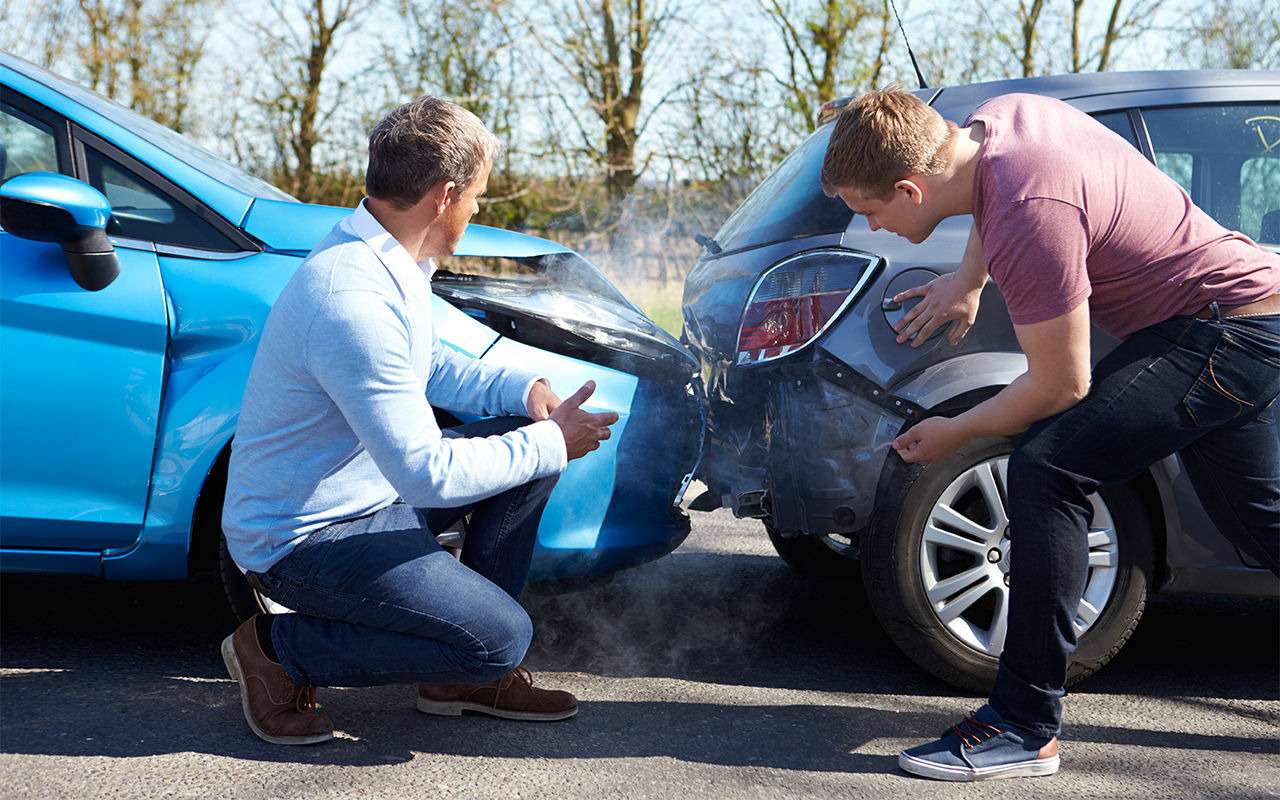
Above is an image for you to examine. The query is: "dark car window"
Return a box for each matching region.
[1143,103,1280,245]
[0,102,60,180]
[1091,110,1138,148]
[81,142,238,250]
[712,125,852,254]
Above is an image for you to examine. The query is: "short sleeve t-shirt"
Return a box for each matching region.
[967,94,1280,339]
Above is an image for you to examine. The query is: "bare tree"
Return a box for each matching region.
[0,2,77,67]
[384,0,528,216]
[1071,0,1169,73]
[759,0,894,131]
[249,0,372,201]
[1178,0,1280,70]
[531,0,684,217]
[1014,0,1046,77]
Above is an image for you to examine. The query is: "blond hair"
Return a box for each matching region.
[820,87,956,199]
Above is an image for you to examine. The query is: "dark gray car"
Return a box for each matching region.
[681,70,1280,691]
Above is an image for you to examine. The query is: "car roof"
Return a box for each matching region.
[929,69,1280,119]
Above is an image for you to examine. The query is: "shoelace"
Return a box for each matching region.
[951,713,1003,748]
[491,667,534,708]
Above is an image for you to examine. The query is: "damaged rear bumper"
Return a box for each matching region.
[697,353,915,538]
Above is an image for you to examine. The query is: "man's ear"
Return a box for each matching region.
[894,178,925,206]
[434,181,458,216]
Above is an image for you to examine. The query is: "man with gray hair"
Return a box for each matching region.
[220,96,616,745]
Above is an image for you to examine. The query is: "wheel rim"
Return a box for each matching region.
[818,533,856,556]
[916,455,1120,657]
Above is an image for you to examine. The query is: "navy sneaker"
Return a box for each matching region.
[898,705,1060,782]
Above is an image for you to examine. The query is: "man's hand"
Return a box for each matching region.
[892,416,972,464]
[525,379,561,421]
[893,272,983,347]
[549,381,620,460]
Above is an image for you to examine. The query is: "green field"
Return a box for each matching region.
[618,280,685,335]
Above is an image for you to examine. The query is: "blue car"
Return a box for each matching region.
[0,53,705,619]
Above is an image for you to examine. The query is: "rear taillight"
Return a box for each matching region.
[735,249,877,365]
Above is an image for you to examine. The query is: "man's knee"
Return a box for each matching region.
[475,602,533,681]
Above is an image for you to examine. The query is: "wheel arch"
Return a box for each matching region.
[188,439,233,576]
[893,360,1169,584]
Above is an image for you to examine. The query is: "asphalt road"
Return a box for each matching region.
[2,510,1278,799]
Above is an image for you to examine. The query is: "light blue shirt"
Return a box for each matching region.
[223,201,567,573]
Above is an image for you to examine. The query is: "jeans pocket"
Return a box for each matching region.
[1182,330,1278,427]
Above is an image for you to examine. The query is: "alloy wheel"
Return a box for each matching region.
[917,456,1120,656]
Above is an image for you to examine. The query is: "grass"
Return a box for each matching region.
[616,280,685,335]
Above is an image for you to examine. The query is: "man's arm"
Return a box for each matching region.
[308,292,566,507]
[892,198,1093,463]
[427,335,543,418]
[892,304,1091,462]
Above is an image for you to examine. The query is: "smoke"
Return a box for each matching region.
[520,513,864,682]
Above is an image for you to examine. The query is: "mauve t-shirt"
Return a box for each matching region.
[967,93,1280,339]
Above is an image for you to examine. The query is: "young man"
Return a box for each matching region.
[821,88,1280,781]
[220,96,617,745]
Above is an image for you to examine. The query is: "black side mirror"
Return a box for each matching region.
[0,172,120,291]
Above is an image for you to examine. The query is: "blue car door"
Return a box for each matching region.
[0,97,168,552]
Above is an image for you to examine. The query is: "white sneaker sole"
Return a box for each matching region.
[221,634,333,746]
[898,751,1060,781]
[415,695,578,722]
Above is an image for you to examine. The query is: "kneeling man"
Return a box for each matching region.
[221,96,616,745]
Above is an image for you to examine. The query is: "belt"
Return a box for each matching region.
[1194,293,1280,320]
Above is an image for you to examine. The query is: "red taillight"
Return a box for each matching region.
[735,251,876,365]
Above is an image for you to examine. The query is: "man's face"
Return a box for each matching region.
[436,158,492,255]
[836,181,938,244]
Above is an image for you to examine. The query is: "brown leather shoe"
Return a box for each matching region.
[221,616,334,745]
[416,667,577,721]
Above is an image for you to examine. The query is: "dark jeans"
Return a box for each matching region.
[990,311,1280,739]
[251,417,559,688]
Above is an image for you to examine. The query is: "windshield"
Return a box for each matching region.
[712,124,853,254]
[6,55,294,202]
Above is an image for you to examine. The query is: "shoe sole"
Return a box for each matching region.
[415,696,578,722]
[221,634,333,746]
[898,751,1060,781]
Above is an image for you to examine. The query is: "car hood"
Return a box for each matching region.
[241,198,572,258]
[241,198,697,377]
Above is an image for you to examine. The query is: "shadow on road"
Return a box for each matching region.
[2,544,1276,770]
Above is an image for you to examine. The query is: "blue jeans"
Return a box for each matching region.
[251,417,559,688]
[991,311,1280,739]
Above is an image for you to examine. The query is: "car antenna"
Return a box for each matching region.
[887,0,929,89]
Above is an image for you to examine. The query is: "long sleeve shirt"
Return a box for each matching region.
[222,201,567,573]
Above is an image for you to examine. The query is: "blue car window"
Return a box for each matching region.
[81,142,239,251]
[1143,103,1280,244]
[0,103,59,180]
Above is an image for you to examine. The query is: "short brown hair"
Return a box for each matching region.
[820,87,955,199]
[365,96,501,209]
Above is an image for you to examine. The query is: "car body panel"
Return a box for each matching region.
[683,70,1280,595]
[0,233,168,551]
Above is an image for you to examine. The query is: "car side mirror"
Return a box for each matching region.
[0,172,120,291]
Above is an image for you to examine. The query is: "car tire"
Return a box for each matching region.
[218,534,274,623]
[862,437,1153,693]
[765,522,861,580]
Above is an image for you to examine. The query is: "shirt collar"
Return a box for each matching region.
[342,199,437,285]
